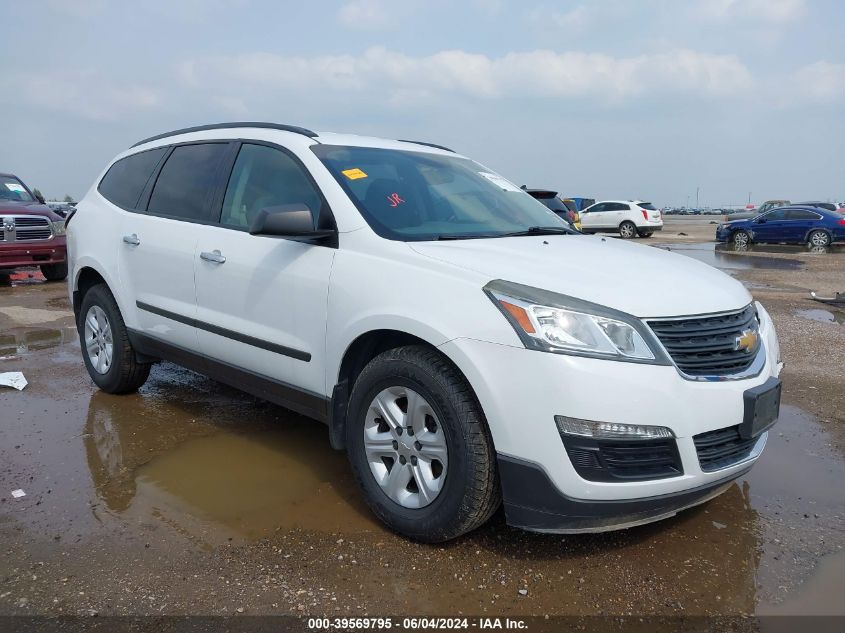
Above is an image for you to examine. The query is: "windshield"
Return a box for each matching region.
[0,176,33,202]
[313,145,570,241]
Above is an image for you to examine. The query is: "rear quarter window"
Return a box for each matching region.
[147,143,229,222]
[98,148,167,210]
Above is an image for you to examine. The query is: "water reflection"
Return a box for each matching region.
[0,326,75,358]
[82,387,377,538]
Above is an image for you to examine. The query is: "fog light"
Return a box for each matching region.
[555,416,674,440]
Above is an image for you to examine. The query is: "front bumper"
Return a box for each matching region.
[0,237,67,269]
[438,303,781,531]
[498,454,749,533]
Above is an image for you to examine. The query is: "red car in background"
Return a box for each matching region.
[0,173,68,281]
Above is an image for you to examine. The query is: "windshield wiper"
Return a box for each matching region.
[497,226,573,237]
[432,226,572,241]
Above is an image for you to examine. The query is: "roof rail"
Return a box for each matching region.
[131,122,319,148]
[396,139,455,153]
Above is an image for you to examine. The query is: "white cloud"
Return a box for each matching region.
[696,0,806,23]
[178,46,753,108]
[788,61,845,103]
[0,69,159,121]
[548,5,591,29]
[337,0,396,30]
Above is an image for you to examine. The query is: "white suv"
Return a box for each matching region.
[580,200,663,238]
[67,123,782,542]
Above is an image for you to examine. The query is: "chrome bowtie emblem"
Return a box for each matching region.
[734,328,759,353]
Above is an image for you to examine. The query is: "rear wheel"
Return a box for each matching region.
[78,284,151,393]
[732,230,751,247]
[346,346,499,542]
[619,221,637,239]
[40,262,68,281]
[808,230,831,247]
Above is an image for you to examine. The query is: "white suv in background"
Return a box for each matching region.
[67,123,782,542]
[580,200,664,238]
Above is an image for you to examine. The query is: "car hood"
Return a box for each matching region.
[0,200,61,220]
[410,235,752,318]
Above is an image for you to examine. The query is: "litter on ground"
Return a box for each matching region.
[0,372,28,391]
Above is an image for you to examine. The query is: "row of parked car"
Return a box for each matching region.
[524,189,664,239]
[716,202,845,247]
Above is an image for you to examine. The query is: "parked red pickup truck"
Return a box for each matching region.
[0,172,68,281]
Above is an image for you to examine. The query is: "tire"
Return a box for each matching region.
[808,230,831,247]
[638,231,654,238]
[40,262,68,281]
[346,345,500,542]
[619,221,637,239]
[732,230,751,247]
[78,283,151,394]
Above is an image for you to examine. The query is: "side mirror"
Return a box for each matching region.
[248,204,335,240]
[35,192,46,204]
[755,217,766,224]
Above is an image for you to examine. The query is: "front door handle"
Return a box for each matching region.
[200,249,226,264]
[122,234,140,246]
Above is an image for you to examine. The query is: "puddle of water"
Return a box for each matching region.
[758,550,845,615]
[82,382,377,541]
[657,243,804,271]
[0,267,46,286]
[796,308,845,326]
[0,326,76,358]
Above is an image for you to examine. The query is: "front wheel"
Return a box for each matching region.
[808,230,831,247]
[732,230,751,247]
[40,262,68,281]
[619,221,637,239]
[346,346,500,542]
[78,283,151,393]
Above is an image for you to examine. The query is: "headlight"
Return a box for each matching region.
[484,280,670,364]
[51,220,66,236]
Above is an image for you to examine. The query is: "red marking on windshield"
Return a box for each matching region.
[387,193,405,208]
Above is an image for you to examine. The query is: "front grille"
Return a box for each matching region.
[0,215,53,242]
[693,425,757,472]
[563,438,683,482]
[648,305,760,377]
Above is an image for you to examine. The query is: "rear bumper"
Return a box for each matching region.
[499,454,749,533]
[0,237,66,269]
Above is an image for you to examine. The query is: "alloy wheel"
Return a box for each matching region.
[84,305,114,375]
[363,386,448,509]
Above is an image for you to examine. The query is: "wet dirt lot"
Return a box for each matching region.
[2,219,845,620]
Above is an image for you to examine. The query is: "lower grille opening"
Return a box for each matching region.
[693,425,757,472]
[562,437,683,482]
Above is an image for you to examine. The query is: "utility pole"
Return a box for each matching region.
[747,191,751,206]
[696,186,700,211]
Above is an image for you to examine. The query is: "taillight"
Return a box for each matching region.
[837,219,845,226]
[641,210,648,221]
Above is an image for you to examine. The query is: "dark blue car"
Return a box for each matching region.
[716,205,845,248]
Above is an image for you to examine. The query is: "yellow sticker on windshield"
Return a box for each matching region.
[341,168,368,180]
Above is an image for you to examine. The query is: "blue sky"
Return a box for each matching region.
[2,0,843,206]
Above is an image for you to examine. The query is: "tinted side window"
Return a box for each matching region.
[98,148,167,210]
[606,203,628,211]
[788,209,821,220]
[220,144,322,230]
[147,143,228,221]
[765,209,788,221]
[587,203,605,213]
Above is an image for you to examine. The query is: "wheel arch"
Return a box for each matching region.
[328,328,480,451]
[805,227,833,244]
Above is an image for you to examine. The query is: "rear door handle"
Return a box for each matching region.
[200,250,226,264]
[122,234,140,246]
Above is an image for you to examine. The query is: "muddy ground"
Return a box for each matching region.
[1,217,844,620]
